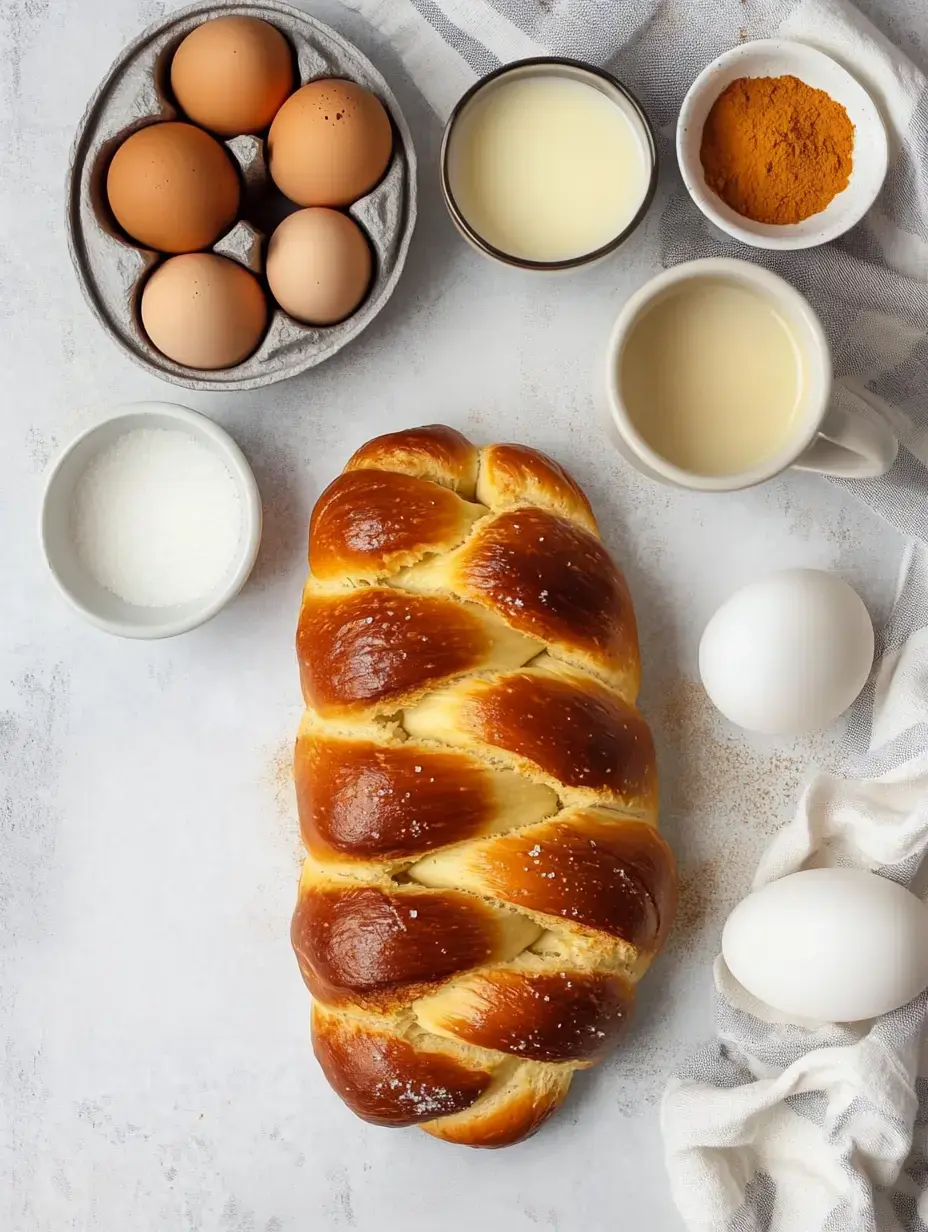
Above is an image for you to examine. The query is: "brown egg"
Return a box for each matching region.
[266,208,372,325]
[268,79,393,207]
[106,122,240,253]
[140,254,267,369]
[170,16,294,137]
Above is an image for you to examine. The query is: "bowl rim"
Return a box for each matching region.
[440,56,659,272]
[40,401,263,639]
[675,37,889,251]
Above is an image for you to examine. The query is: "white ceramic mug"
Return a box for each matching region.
[602,258,898,492]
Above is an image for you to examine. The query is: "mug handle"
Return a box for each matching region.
[791,386,898,479]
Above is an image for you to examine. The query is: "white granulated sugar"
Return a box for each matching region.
[71,427,243,608]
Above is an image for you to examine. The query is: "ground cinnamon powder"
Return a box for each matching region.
[699,74,855,225]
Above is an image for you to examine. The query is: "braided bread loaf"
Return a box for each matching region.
[292,425,677,1148]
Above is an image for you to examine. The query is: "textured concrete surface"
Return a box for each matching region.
[0,1,919,1229]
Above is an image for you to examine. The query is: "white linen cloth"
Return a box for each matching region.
[337,0,928,1228]
[663,541,928,1232]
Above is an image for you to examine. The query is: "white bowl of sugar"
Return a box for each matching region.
[41,402,262,638]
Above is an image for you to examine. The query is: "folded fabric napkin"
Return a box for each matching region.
[338,0,928,1227]
[663,541,928,1231]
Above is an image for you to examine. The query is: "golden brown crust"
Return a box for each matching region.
[420,1062,573,1148]
[311,1005,493,1126]
[415,966,635,1063]
[444,507,640,694]
[296,732,494,860]
[295,728,555,862]
[468,673,653,805]
[477,443,598,535]
[292,425,675,1148]
[292,881,540,1009]
[411,808,678,953]
[309,469,484,582]
[346,425,479,497]
[404,667,658,815]
[296,587,537,718]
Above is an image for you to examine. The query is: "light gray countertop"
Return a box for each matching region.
[0,1,917,1229]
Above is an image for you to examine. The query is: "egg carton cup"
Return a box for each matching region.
[66,0,417,391]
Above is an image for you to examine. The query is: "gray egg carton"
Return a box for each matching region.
[66,0,417,391]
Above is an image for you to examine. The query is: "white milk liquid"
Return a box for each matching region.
[620,280,804,477]
[447,75,650,262]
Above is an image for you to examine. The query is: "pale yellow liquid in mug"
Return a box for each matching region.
[447,76,650,262]
[620,280,804,477]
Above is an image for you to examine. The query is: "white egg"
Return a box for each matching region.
[698,569,874,735]
[722,868,928,1022]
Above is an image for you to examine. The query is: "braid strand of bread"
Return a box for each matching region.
[292,425,677,1148]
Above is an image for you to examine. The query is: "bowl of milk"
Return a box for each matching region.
[441,57,658,271]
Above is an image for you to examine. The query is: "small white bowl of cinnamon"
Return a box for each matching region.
[676,39,888,250]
